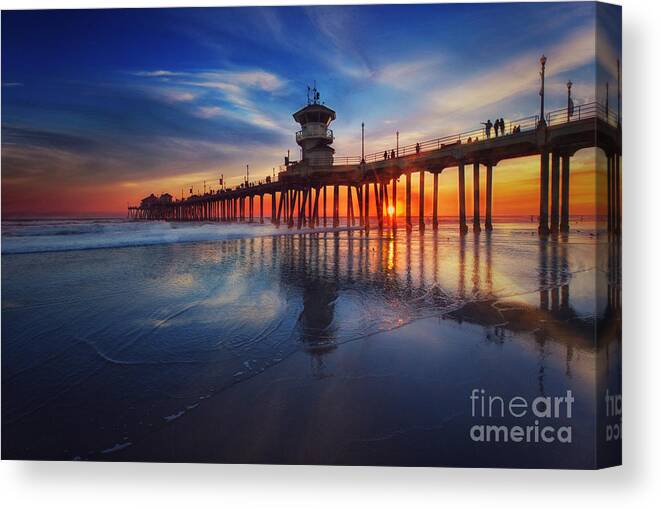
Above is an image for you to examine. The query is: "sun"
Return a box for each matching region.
[387,206,395,216]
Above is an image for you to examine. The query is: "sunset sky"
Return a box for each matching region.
[2,3,620,217]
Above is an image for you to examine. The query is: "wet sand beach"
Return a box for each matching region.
[1,220,621,467]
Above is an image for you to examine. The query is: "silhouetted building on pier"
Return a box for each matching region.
[292,89,336,168]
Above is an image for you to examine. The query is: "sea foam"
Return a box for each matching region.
[1,219,352,254]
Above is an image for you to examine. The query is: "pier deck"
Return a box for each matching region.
[129,101,621,235]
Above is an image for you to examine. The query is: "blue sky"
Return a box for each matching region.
[1,3,621,214]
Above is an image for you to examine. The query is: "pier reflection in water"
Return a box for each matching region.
[1,225,620,466]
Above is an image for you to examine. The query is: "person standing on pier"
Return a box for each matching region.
[384,150,389,160]
[416,142,421,155]
[482,119,493,138]
[391,149,396,159]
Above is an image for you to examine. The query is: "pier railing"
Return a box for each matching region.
[544,101,618,128]
[323,100,618,167]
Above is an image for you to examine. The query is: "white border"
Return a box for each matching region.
[2,1,660,508]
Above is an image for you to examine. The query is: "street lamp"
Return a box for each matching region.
[566,80,573,122]
[538,55,547,126]
[361,122,365,164]
[617,59,621,127]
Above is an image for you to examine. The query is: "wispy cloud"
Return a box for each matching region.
[372,57,445,90]
[327,23,601,157]
[304,6,375,81]
[157,89,198,103]
[194,105,226,119]
[134,68,291,134]
[430,26,596,117]
[132,70,182,77]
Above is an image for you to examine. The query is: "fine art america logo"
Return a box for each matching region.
[605,389,622,442]
[469,389,574,444]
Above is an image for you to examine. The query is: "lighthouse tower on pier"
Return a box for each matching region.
[292,84,336,167]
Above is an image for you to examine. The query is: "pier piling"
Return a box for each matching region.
[458,162,468,234]
[539,150,550,235]
[406,172,412,231]
[419,170,426,231]
[473,162,481,233]
[485,163,493,231]
[432,172,439,230]
[561,155,570,233]
[551,153,560,233]
[392,178,397,228]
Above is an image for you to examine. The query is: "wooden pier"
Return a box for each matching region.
[129,97,621,236]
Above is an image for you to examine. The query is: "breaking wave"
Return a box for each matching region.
[1,219,353,254]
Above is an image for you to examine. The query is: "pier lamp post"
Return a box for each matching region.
[539,54,547,126]
[606,82,609,117]
[361,122,365,164]
[617,59,621,127]
[396,131,399,157]
[567,80,572,122]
